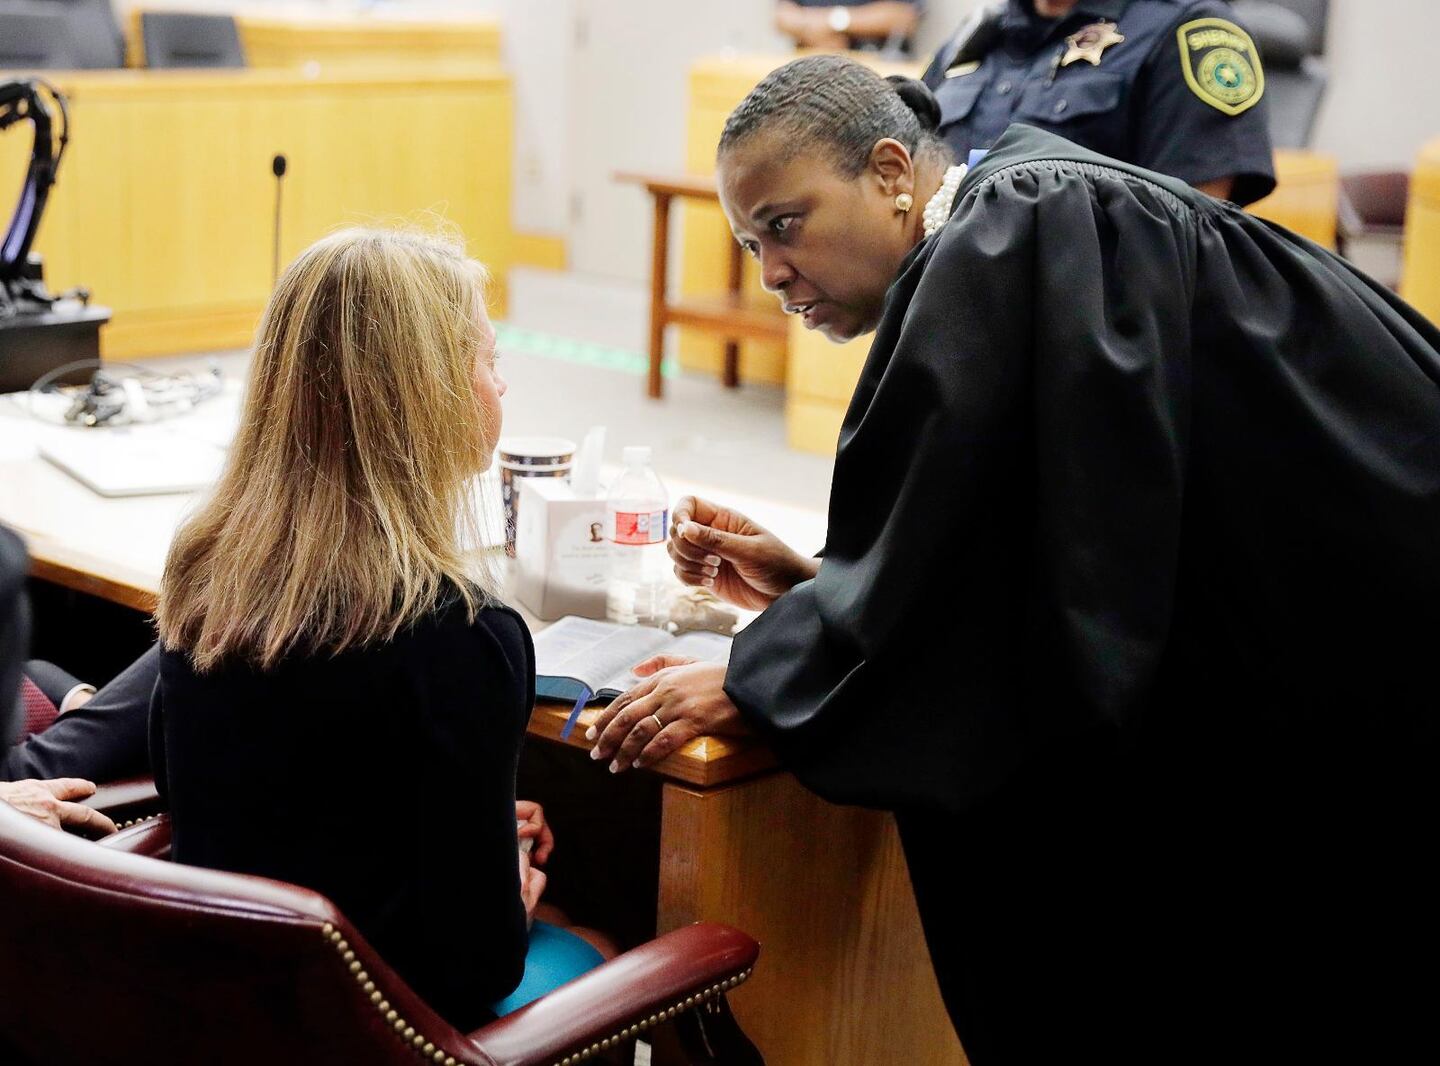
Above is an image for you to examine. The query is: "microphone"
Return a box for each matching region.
[271,153,287,286]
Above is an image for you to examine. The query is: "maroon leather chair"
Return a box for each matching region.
[0,806,763,1065]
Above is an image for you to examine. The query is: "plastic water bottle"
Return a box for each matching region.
[605,446,670,627]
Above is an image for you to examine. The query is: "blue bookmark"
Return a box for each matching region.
[560,686,592,741]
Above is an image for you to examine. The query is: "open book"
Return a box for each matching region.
[533,615,733,705]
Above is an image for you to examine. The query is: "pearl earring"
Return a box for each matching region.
[894,192,913,213]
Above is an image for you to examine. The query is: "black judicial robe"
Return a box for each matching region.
[724,125,1440,1061]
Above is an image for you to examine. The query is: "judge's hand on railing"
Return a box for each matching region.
[669,495,819,611]
[586,655,750,774]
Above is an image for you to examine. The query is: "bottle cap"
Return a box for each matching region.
[622,445,651,466]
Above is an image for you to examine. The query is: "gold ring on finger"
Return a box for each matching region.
[650,714,664,731]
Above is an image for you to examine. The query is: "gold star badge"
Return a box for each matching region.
[1061,21,1126,67]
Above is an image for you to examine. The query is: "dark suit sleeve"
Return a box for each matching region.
[1,527,29,748]
[726,157,1196,815]
[1130,3,1276,204]
[2,644,158,782]
[148,663,169,804]
[21,660,84,708]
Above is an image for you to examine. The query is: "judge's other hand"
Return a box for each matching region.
[515,799,554,865]
[586,658,750,773]
[0,778,117,838]
[669,495,818,611]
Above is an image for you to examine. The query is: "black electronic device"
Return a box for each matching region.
[0,78,111,393]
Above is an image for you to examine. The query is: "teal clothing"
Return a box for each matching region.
[486,920,605,1016]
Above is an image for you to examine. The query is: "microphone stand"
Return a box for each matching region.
[271,153,287,287]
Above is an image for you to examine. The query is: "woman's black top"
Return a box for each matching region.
[151,595,534,1030]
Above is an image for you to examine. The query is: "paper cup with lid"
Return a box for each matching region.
[498,436,576,555]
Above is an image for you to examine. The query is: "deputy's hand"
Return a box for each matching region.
[0,778,117,837]
[587,658,751,773]
[515,799,554,865]
[669,496,818,611]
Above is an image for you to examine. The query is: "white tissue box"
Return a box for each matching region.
[514,478,609,621]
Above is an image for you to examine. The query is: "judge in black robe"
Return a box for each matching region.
[590,74,1440,1063]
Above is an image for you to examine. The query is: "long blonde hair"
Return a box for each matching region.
[157,227,499,671]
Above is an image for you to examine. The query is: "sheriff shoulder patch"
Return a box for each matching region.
[1176,17,1265,116]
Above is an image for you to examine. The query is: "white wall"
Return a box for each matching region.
[1310,0,1437,170]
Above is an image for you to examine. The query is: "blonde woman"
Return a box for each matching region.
[151,228,601,1026]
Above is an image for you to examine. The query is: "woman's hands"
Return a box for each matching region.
[515,799,554,864]
[515,800,552,928]
[669,495,818,611]
[583,493,805,774]
[586,655,751,773]
[518,849,547,929]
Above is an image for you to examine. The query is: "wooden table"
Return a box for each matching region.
[0,407,966,1065]
[616,172,787,400]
